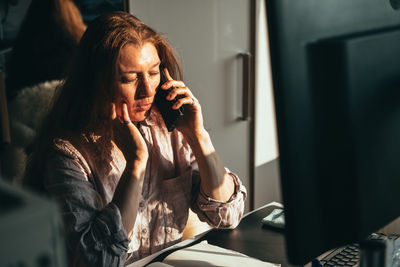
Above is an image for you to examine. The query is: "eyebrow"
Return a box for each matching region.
[120,61,161,74]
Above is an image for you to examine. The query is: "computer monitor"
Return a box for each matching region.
[266,0,400,264]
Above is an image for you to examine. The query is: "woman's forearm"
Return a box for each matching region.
[112,161,145,237]
[185,129,235,202]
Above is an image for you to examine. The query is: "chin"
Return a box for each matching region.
[130,111,150,122]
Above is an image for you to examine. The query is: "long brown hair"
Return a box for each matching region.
[24,11,182,192]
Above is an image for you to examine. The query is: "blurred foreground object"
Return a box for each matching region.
[0,179,66,267]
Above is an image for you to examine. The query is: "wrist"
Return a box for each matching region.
[124,145,148,163]
[125,159,147,179]
[185,128,215,156]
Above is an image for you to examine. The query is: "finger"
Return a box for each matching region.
[161,80,186,90]
[162,68,186,90]
[111,103,117,120]
[172,96,197,110]
[166,87,191,100]
[164,68,173,81]
[122,103,132,124]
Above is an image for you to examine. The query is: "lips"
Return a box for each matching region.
[135,103,152,111]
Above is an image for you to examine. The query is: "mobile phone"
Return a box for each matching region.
[261,208,285,229]
[154,67,184,132]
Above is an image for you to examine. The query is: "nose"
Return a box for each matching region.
[136,75,154,98]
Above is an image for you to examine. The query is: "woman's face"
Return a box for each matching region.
[114,42,161,122]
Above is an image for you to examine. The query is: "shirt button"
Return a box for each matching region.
[96,242,105,250]
[139,202,144,208]
[142,228,147,234]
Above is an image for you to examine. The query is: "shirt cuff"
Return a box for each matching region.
[91,202,130,256]
[195,171,247,229]
[198,171,245,205]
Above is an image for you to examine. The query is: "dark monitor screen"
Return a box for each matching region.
[266,0,400,264]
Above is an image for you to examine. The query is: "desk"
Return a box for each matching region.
[130,203,400,267]
[147,203,300,267]
[201,204,300,267]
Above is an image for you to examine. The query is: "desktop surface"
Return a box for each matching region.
[147,203,400,267]
[202,204,299,267]
[149,204,299,267]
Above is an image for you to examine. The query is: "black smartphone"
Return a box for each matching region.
[154,67,184,132]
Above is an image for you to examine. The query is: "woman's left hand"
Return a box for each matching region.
[162,69,235,202]
[162,68,205,138]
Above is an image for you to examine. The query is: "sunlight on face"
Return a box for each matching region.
[114,42,161,122]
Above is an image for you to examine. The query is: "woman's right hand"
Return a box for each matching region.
[111,103,147,235]
[112,103,149,170]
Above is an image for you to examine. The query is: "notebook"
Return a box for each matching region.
[146,241,280,267]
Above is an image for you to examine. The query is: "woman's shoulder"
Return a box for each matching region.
[52,137,82,159]
[50,136,92,167]
[47,136,93,179]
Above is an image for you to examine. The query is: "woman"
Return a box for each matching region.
[24,11,246,266]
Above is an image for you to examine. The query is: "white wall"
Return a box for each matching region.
[254,0,281,208]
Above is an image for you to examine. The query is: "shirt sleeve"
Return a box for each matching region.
[43,147,129,267]
[191,169,247,229]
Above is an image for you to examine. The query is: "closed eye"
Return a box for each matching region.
[120,77,138,83]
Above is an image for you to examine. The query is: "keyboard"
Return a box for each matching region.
[319,243,360,266]
[318,233,400,267]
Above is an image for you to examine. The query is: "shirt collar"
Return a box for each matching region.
[136,108,159,127]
